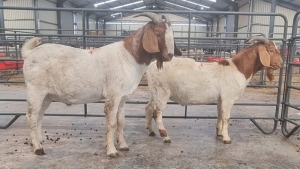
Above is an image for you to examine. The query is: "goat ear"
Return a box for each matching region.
[174,43,182,56]
[142,25,160,53]
[258,45,271,67]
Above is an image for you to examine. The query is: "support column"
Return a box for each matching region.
[268,0,277,38]
[56,0,65,34]
[33,0,39,34]
[0,0,5,41]
[216,15,219,37]
[247,0,253,36]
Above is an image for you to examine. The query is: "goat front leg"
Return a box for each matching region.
[154,109,171,143]
[116,99,129,151]
[219,100,234,144]
[216,98,223,137]
[145,99,156,136]
[105,96,121,157]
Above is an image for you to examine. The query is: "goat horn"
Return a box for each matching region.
[162,15,171,25]
[134,12,161,24]
[245,36,269,44]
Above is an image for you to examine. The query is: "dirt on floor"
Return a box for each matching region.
[0,84,299,169]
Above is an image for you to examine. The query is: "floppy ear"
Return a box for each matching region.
[258,45,271,67]
[142,25,160,53]
[174,43,182,56]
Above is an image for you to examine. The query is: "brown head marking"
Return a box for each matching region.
[232,39,282,80]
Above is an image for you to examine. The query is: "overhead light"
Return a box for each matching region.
[94,0,117,7]
[208,0,216,2]
[133,6,146,10]
[110,0,143,10]
[181,0,210,9]
[111,12,121,17]
[165,1,195,11]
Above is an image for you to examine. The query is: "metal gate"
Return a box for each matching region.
[281,11,300,137]
[0,7,290,136]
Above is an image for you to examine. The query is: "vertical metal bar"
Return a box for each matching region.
[206,22,209,37]
[0,0,5,38]
[187,12,191,58]
[84,104,87,117]
[247,0,253,37]
[216,15,219,37]
[56,1,63,35]
[184,106,187,119]
[121,12,123,33]
[82,10,86,48]
[268,0,277,38]
[14,31,18,60]
[211,19,214,37]
[96,17,99,35]
[34,0,40,34]
[86,12,90,34]
[103,19,106,36]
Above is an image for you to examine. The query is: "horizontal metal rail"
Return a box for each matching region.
[0,7,289,137]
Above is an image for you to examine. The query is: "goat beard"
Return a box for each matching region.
[156,58,164,70]
[266,67,274,83]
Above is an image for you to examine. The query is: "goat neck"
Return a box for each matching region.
[232,44,263,80]
[123,23,155,66]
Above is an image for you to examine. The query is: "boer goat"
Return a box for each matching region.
[21,12,182,157]
[145,36,282,144]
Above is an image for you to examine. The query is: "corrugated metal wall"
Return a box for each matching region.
[252,0,295,39]
[105,14,207,37]
[74,12,83,35]
[3,0,35,33]
[38,0,58,34]
[238,3,249,29]
[61,11,74,35]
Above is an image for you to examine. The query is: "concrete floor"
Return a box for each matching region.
[0,84,300,169]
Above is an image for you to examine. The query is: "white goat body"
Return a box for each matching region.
[22,12,181,157]
[147,58,249,106]
[145,39,282,144]
[23,41,144,105]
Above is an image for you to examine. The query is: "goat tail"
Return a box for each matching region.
[21,37,42,59]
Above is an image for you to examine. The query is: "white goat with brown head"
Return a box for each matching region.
[21,12,181,157]
[145,36,282,144]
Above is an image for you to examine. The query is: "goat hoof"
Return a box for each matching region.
[119,147,129,151]
[149,132,156,136]
[223,140,232,144]
[34,148,45,155]
[108,152,119,158]
[164,140,171,143]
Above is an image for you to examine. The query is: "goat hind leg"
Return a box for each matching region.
[26,96,49,155]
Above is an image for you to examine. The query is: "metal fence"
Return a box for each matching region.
[281,11,300,137]
[0,7,291,136]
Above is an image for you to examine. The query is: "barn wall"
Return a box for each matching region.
[38,0,58,34]
[3,0,35,33]
[105,13,207,37]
